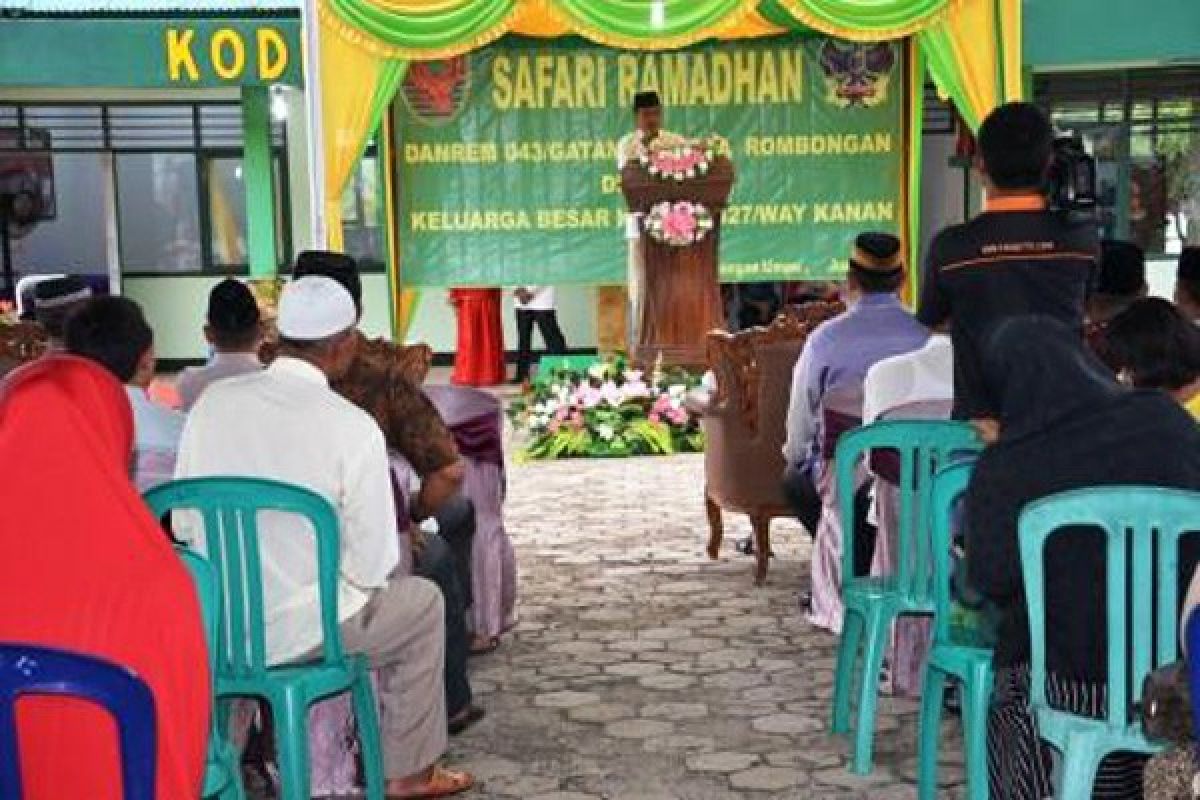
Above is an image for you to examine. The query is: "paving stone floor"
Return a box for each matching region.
[445,452,967,799]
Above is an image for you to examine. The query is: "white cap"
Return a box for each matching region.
[277,276,356,340]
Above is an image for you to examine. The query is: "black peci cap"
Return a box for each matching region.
[633,90,661,112]
[293,250,362,314]
[206,278,260,333]
[33,276,92,310]
[849,232,903,274]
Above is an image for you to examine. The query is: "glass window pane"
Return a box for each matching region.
[11,152,111,278]
[341,153,385,271]
[116,153,202,272]
[207,157,248,267]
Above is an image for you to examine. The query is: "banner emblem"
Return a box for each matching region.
[401,56,471,124]
[818,42,895,109]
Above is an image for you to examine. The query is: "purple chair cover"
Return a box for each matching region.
[868,399,953,697]
[423,385,518,640]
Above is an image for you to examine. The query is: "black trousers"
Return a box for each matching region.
[515,309,568,381]
[413,532,473,718]
[782,464,877,576]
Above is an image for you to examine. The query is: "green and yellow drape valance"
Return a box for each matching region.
[316,0,1025,332]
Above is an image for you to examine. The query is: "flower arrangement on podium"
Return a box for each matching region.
[509,354,705,460]
[638,133,729,183]
[644,200,714,247]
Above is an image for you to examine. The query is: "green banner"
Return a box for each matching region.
[394,34,903,286]
[0,17,303,89]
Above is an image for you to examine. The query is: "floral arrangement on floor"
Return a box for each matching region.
[508,355,705,460]
[639,134,729,182]
[644,200,714,247]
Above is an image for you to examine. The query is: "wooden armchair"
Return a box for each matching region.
[699,301,843,585]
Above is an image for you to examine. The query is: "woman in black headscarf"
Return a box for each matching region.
[964,315,1200,800]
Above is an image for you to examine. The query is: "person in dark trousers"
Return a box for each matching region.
[513,285,567,383]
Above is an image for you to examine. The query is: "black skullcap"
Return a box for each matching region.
[293,250,362,314]
[1095,239,1146,297]
[1179,247,1200,282]
[33,276,92,310]
[633,90,661,112]
[850,232,903,273]
[207,278,260,334]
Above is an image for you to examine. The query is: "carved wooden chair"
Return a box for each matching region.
[699,301,844,585]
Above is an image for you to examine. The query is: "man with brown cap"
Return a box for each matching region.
[783,232,928,633]
[1176,246,1200,323]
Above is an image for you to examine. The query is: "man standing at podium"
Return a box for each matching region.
[616,91,682,342]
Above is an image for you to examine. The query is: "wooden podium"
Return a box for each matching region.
[621,156,734,368]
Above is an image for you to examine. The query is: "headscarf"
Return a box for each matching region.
[0,356,209,799]
[982,314,1122,442]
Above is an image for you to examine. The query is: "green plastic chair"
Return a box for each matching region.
[831,420,982,775]
[917,462,993,800]
[145,477,385,800]
[178,549,246,800]
[1019,487,1200,800]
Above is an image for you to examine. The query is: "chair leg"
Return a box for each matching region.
[269,690,312,800]
[962,665,994,800]
[850,606,890,775]
[751,513,770,586]
[832,608,864,734]
[704,490,723,560]
[916,666,947,800]
[1057,732,1104,800]
[352,666,386,800]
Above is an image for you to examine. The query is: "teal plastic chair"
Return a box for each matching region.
[179,549,246,800]
[917,462,993,800]
[1019,487,1200,800]
[533,353,599,384]
[831,420,982,774]
[145,477,385,800]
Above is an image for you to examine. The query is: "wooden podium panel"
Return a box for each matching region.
[621,157,734,368]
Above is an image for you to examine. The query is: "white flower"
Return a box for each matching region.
[686,168,696,179]
[533,402,547,414]
[596,423,615,441]
[668,384,687,398]
[587,364,606,380]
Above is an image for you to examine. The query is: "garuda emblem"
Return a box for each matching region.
[401,56,471,124]
[818,41,896,109]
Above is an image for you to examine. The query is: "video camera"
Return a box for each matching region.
[1045,133,1097,214]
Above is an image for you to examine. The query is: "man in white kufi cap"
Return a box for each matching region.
[175,276,474,797]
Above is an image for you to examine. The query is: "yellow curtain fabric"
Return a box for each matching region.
[997,0,1022,102]
[917,0,1002,130]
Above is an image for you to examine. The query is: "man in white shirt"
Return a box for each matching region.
[64,295,184,492]
[177,278,264,411]
[513,285,567,383]
[175,276,473,798]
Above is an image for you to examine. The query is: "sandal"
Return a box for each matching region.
[469,636,499,656]
[388,766,474,799]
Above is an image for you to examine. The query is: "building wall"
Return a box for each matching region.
[1025,0,1200,70]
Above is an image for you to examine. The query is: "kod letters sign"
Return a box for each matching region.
[394,35,904,287]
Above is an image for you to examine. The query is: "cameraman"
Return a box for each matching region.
[918,102,1099,438]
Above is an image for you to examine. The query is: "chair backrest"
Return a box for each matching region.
[144,477,344,679]
[871,399,954,483]
[929,462,976,643]
[0,643,156,800]
[179,549,219,655]
[835,420,982,601]
[1019,487,1200,730]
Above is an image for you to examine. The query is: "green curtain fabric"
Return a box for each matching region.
[325,0,515,53]
[553,0,752,45]
[918,27,978,129]
[761,0,950,38]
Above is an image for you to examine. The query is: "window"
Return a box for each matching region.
[340,142,387,271]
[1038,69,1200,257]
[0,102,290,278]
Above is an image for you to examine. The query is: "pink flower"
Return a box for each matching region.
[668,407,689,426]
[648,412,662,425]
[548,420,561,433]
[569,412,584,430]
[662,205,697,240]
[554,407,569,422]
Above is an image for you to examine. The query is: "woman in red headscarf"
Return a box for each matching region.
[448,288,506,386]
[0,356,209,799]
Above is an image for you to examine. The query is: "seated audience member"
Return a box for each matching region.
[784,232,928,632]
[1086,239,1148,365]
[860,325,954,695]
[290,256,492,662]
[0,355,208,799]
[1175,246,1200,323]
[918,102,1097,429]
[32,276,92,350]
[1105,296,1200,418]
[175,276,473,798]
[177,278,263,410]
[66,296,185,491]
[964,316,1200,799]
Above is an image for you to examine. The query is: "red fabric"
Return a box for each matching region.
[0,356,209,800]
[450,289,506,386]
